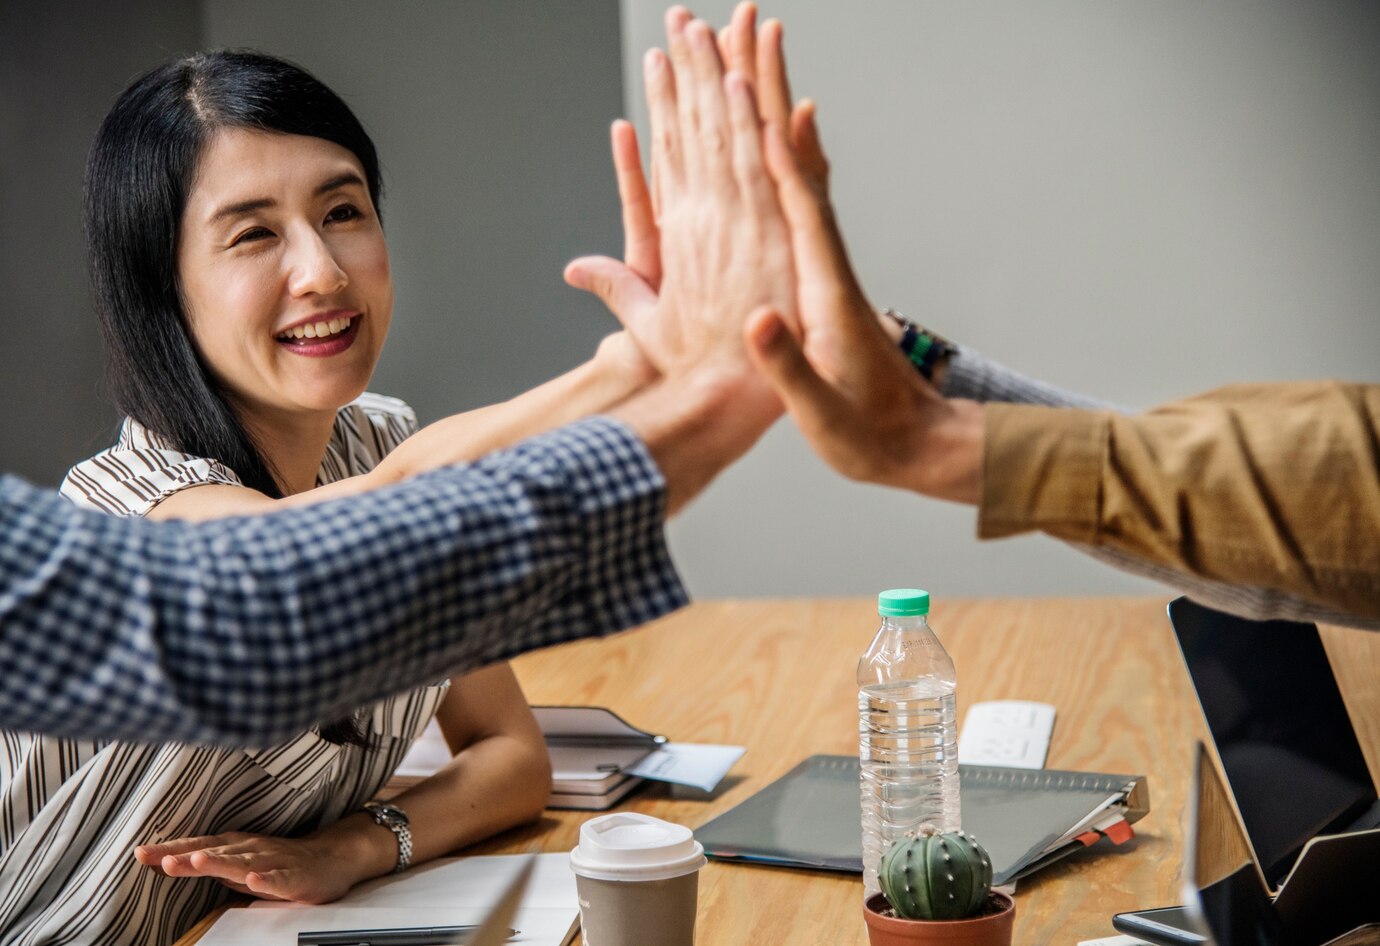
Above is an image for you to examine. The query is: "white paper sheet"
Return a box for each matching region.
[196,853,578,946]
[627,743,746,793]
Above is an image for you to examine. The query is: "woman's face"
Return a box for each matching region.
[177,127,392,423]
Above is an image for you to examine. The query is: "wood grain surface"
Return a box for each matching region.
[175,597,1380,945]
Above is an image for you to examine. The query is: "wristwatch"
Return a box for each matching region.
[363,800,413,873]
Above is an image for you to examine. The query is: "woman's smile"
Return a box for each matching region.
[275,312,363,357]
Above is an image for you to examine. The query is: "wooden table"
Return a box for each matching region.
[177,597,1380,945]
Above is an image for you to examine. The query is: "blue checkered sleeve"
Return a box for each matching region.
[0,417,687,745]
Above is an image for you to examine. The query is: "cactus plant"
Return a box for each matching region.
[878,826,993,921]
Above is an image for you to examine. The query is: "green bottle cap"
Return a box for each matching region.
[878,589,931,616]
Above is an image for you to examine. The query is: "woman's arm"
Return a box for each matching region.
[330,664,552,881]
[149,334,656,521]
[134,662,552,902]
[368,334,655,490]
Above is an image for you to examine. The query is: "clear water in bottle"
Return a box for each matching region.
[858,590,960,896]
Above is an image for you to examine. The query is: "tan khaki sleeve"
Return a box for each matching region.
[978,383,1380,623]
[979,403,1109,544]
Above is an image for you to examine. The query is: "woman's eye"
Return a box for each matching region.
[326,204,362,224]
[230,226,273,247]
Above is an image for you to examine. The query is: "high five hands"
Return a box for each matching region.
[567,4,794,425]
[569,3,985,507]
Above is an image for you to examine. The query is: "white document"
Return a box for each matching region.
[957,700,1056,769]
[627,743,746,793]
[196,853,578,946]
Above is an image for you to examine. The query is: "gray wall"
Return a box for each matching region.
[623,1,1380,599]
[0,0,200,484]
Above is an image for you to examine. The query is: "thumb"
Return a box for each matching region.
[243,868,298,901]
[563,256,657,325]
[745,306,849,431]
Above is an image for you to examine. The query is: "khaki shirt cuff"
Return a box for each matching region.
[979,404,1109,544]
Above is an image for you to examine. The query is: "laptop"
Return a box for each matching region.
[1169,596,1380,888]
[1113,598,1380,944]
[1182,741,1293,946]
[1179,743,1380,946]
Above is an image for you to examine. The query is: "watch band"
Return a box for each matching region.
[363,801,413,873]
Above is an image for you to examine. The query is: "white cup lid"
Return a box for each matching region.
[569,812,706,882]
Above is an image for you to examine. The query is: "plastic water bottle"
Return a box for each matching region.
[858,588,960,896]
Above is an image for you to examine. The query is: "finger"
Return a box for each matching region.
[790,99,830,192]
[726,2,757,87]
[244,869,297,901]
[756,18,792,131]
[685,19,732,186]
[611,120,661,288]
[726,72,775,215]
[159,848,251,880]
[564,256,659,325]
[745,307,854,435]
[664,7,701,185]
[135,834,230,864]
[762,123,861,298]
[644,48,682,200]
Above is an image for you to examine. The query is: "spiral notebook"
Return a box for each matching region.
[694,755,1149,885]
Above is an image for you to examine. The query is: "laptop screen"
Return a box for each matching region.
[1170,597,1376,887]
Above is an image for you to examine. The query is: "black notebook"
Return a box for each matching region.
[694,755,1149,885]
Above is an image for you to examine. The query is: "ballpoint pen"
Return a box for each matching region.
[297,925,516,946]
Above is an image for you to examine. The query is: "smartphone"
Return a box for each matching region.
[1112,906,1208,946]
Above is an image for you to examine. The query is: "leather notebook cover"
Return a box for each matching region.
[695,754,1148,885]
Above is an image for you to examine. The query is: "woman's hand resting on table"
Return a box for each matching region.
[134,824,375,904]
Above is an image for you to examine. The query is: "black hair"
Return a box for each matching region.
[84,50,384,745]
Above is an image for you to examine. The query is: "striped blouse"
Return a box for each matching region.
[1,394,447,945]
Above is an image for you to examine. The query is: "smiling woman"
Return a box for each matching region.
[0,49,669,944]
[76,52,391,501]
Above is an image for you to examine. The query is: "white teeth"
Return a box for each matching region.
[278,317,353,341]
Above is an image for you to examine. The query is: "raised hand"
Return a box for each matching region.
[744,121,985,504]
[134,829,364,904]
[566,4,800,376]
[650,8,796,369]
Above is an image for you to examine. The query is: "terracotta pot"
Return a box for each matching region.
[863,891,1015,946]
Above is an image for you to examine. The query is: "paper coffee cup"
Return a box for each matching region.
[569,812,706,946]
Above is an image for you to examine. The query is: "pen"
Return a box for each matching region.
[297,925,515,946]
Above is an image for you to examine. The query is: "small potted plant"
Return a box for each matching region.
[863,826,1015,946]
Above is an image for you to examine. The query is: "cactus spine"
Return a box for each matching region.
[877,826,993,921]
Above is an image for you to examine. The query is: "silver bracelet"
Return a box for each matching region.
[363,800,413,873]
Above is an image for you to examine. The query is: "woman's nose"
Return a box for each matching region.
[286,230,348,298]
